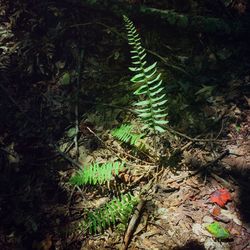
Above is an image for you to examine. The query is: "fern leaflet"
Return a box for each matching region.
[69,161,125,186]
[78,193,139,234]
[123,15,168,133]
[111,124,145,148]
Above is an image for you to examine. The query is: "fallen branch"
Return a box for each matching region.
[122,199,146,250]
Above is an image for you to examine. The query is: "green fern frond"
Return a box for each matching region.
[79,193,139,234]
[69,161,125,186]
[123,15,168,133]
[111,124,145,148]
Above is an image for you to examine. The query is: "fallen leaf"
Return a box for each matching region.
[221,209,242,226]
[192,223,211,237]
[206,222,230,239]
[211,206,221,216]
[203,215,214,223]
[210,189,231,207]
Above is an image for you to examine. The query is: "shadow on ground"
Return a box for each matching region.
[172,239,206,250]
[0,84,71,249]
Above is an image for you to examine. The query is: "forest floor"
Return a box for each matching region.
[62,97,250,250]
[1,73,249,250]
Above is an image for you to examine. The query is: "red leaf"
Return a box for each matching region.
[210,189,231,207]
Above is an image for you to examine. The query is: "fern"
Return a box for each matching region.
[69,161,125,186]
[111,124,144,148]
[78,193,139,234]
[123,15,168,133]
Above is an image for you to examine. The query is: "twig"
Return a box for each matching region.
[166,126,231,143]
[67,185,86,216]
[122,199,146,250]
[215,117,226,140]
[166,170,200,185]
[241,242,249,250]
[210,172,232,189]
[80,100,135,113]
[146,49,192,78]
[180,141,194,152]
[53,144,83,169]
[86,126,154,166]
[74,48,85,160]
[203,149,230,168]
[165,150,230,185]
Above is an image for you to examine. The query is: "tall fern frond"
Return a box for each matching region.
[111,124,145,148]
[123,15,168,133]
[69,161,125,186]
[78,193,139,234]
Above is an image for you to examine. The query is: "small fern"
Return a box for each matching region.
[69,161,125,186]
[111,124,145,148]
[78,193,139,234]
[123,15,168,133]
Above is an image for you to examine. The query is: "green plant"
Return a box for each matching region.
[78,193,139,234]
[69,15,169,239]
[111,124,145,149]
[69,161,125,186]
[123,15,168,133]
